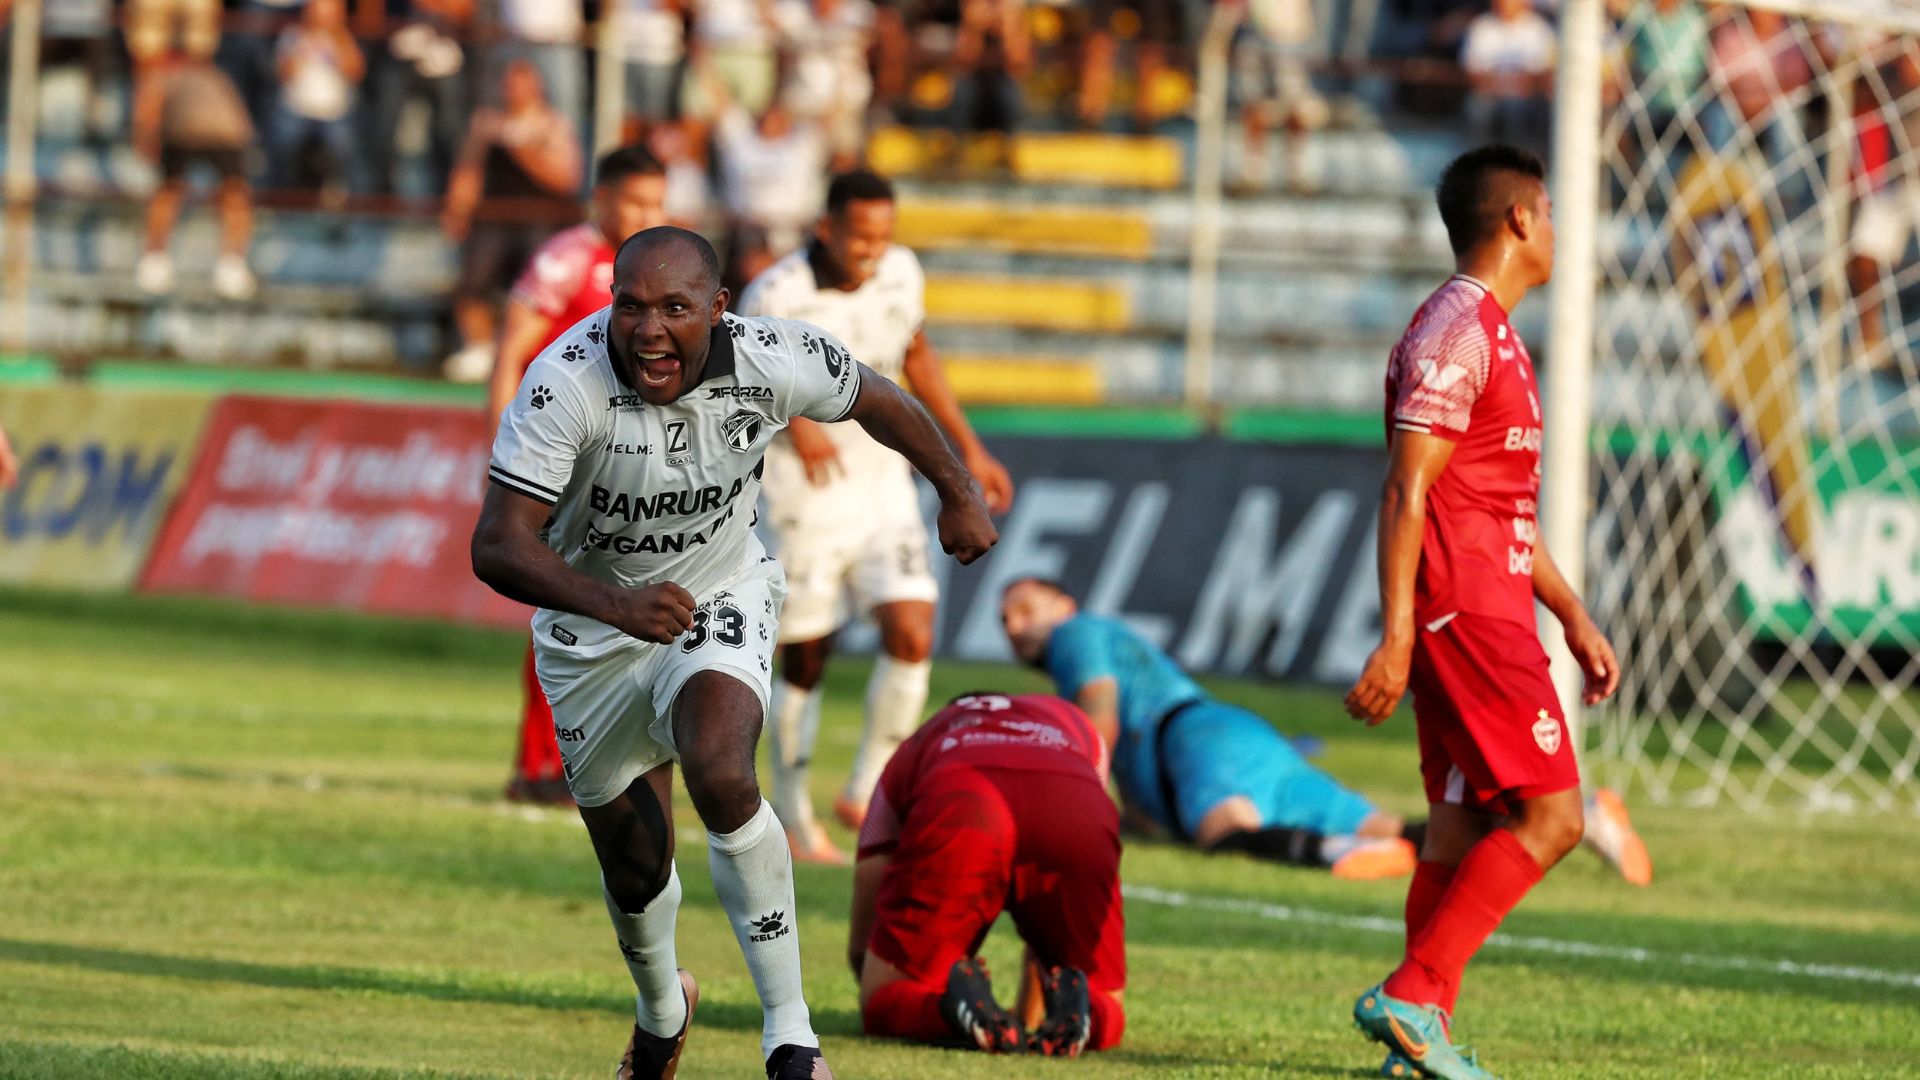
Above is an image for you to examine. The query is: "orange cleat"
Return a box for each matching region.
[832,794,868,833]
[786,821,850,866]
[1330,837,1419,882]
[1583,788,1653,887]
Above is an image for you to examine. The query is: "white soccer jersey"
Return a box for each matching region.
[489,309,863,660]
[737,244,925,522]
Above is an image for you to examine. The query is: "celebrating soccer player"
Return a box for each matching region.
[737,170,1015,864]
[1344,146,1627,1080]
[849,692,1126,1057]
[487,145,670,807]
[1000,578,1422,879]
[470,227,997,1080]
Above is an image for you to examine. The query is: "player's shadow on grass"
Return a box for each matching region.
[0,937,857,1035]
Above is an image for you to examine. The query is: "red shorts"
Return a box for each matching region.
[868,766,1126,995]
[1409,613,1579,815]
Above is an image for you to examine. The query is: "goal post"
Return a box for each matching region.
[1554,0,1920,813]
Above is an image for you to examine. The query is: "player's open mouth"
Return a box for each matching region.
[637,352,679,388]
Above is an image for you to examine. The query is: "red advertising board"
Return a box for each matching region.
[141,395,530,629]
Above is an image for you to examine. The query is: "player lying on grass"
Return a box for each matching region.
[470,227,997,1080]
[1000,578,1422,880]
[1345,145,1649,1080]
[848,691,1126,1057]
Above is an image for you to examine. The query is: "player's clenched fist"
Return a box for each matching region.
[937,488,998,565]
[1344,640,1411,725]
[609,581,698,644]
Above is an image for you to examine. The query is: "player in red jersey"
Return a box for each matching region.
[488,145,669,805]
[1344,146,1630,1080]
[849,692,1126,1057]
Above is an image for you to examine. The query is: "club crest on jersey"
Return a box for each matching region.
[722,410,764,453]
[1533,709,1562,755]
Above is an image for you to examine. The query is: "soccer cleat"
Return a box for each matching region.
[1582,788,1653,887]
[785,821,850,866]
[1353,985,1497,1080]
[1027,965,1092,1058]
[832,794,868,832]
[615,969,698,1080]
[1330,837,1419,881]
[939,958,1023,1053]
[764,1043,834,1079]
[135,251,173,295]
[213,253,257,301]
[1381,1050,1428,1078]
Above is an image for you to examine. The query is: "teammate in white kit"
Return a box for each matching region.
[737,171,1015,864]
[470,227,998,1080]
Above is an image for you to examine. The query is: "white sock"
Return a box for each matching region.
[769,681,822,836]
[708,799,817,1057]
[844,655,930,806]
[603,863,687,1038]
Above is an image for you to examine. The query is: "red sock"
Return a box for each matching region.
[1087,990,1127,1050]
[516,645,562,781]
[863,980,951,1042]
[1404,860,1456,941]
[1383,830,1542,1009]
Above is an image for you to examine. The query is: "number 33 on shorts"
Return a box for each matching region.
[682,599,751,652]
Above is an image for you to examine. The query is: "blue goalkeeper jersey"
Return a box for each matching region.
[1041,613,1206,824]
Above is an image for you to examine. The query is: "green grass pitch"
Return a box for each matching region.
[1,587,1915,1078]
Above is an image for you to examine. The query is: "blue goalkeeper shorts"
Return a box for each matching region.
[1159,699,1377,839]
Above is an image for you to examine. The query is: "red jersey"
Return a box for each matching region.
[508,222,616,368]
[1385,274,1544,629]
[858,693,1110,858]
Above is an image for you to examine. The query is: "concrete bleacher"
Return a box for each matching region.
[18,122,1478,410]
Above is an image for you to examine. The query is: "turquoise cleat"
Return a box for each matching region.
[1353,985,1498,1080]
[1381,1050,1427,1078]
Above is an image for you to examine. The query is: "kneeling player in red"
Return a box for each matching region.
[848,692,1126,1057]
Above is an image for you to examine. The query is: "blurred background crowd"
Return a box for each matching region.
[3,0,1915,389]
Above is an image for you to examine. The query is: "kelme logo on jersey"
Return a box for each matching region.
[1533,710,1562,755]
[528,386,553,409]
[707,384,773,400]
[550,624,578,646]
[722,410,764,453]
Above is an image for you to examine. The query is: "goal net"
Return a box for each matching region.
[1580,0,1920,813]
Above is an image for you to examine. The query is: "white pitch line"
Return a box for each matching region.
[1121,884,1920,990]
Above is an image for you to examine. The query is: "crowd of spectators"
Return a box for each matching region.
[7,1,1917,376]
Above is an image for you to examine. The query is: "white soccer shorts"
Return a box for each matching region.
[771,507,939,644]
[534,561,786,808]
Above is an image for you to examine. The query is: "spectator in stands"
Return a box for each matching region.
[950,0,1030,148]
[1076,0,1174,132]
[781,0,879,172]
[497,0,588,144]
[618,0,690,133]
[269,0,367,195]
[649,118,714,228]
[132,53,258,300]
[441,59,585,382]
[1848,42,1920,372]
[1625,0,1708,146]
[125,0,221,66]
[365,0,472,196]
[1703,5,1812,153]
[216,0,306,142]
[1460,0,1556,153]
[1233,0,1331,193]
[704,69,829,287]
[684,0,784,122]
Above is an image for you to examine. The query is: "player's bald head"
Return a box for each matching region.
[1435,145,1547,257]
[614,226,723,297]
